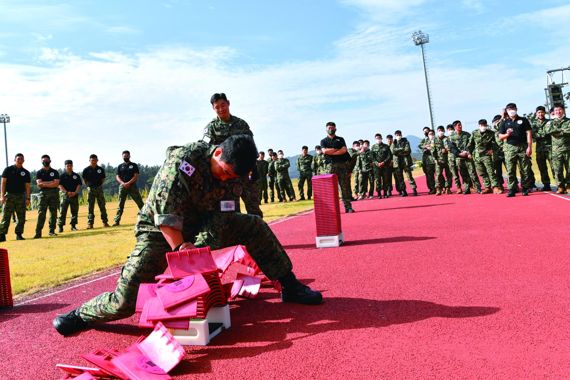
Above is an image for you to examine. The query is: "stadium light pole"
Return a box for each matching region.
[0,114,10,167]
[412,30,435,131]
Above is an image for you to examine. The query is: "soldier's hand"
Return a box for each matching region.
[526,146,532,157]
[0,195,5,204]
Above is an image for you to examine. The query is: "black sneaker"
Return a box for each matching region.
[507,190,516,197]
[413,189,418,196]
[464,189,471,195]
[52,309,90,336]
[282,284,323,305]
[345,208,355,213]
[0,234,5,242]
[522,189,529,196]
[112,222,120,227]
[49,230,57,237]
[33,233,42,239]
[58,226,64,233]
[71,226,78,231]
[16,234,25,241]
[541,185,551,192]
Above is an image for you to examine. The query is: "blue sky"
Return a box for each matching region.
[1,0,569,167]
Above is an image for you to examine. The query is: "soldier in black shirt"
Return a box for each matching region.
[82,154,109,228]
[113,150,144,226]
[34,154,60,238]
[58,160,83,232]
[320,121,354,213]
[0,153,31,241]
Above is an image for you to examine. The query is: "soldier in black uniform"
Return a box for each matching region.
[35,154,60,238]
[113,150,144,226]
[58,160,83,232]
[82,154,109,229]
[0,153,31,241]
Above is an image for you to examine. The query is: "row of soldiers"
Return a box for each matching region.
[0,151,144,241]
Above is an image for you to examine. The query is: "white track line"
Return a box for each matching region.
[549,193,570,202]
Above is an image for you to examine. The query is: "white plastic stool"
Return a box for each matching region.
[315,232,344,248]
[169,305,231,346]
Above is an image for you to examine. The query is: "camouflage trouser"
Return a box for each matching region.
[324,161,352,210]
[77,213,293,323]
[394,159,417,192]
[353,170,360,195]
[494,156,506,188]
[36,190,59,234]
[298,172,312,199]
[536,148,553,186]
[551,149,570,189]
[268,176,280,202]
[114,185,144,224]
[0,192,27,235]
[241,179,263,217]
[504,143,533,190]
[372,167,390,195]
[474,155,499,189]
[435,161,452,189]
[87,186,108,224]
[257,179,268,203]
[448,157,461,189]
[58,193,79,228]
[357,171,373,196]
[423,157,436,191]
[277,175,295,201]
[456,158,481,191]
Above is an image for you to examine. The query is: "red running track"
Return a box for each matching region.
[1,180,569,379]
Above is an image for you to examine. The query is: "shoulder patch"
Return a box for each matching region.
[179,160,195,177]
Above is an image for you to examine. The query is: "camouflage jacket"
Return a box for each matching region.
[256,159,269,179]
[448,131,473,158]
[392,138,414,168]
[431,136,449,164]
[312,153,325,175]
[418,137,434,158]
[203,115,253,145]
[274,158,291,178]
[297,154,314,174]
[531,118,552,152]
[356,149,374,173]
[348,148,360,172]
[137,142,245,238]
[545,117,570,153]
[470,129,497,158]
[371,142,392,167]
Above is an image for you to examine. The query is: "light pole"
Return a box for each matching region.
[0,114,9,168]
[412,30,435,131]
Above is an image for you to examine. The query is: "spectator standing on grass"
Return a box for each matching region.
[82,154,110,229]
[58,160,82,233]
[256,151,269,204]
[0,153,31,242]
[275,150,296,202]
[296,146,313,200]
[113,150,144,226]
[34,154,60,238]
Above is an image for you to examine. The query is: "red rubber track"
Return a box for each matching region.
[1,179,569,379]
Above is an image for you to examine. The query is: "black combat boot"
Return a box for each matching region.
[279,272,323,305]
[52,309,90,336]
[0,234,5,242]
[16,234,25,240]
[413,188,418,196]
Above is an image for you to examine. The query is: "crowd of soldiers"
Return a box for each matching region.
[0,150,145,241]
[254,102,570,213]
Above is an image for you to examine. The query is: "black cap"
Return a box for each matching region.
[505,102,517,109]
[492,115,502,123]
[64,159,73,165]
[536,106,546,112]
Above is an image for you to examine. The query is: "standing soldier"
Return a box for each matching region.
[113,150,144,226]
[432,127,453,195]
[203,92,262,217]
[392,130,418,196]
[296,146,313,200]
[419,126,436,194]
[498,103,533,197]
[34,154,60,238]
[449,121,482,195]
[385,134,395,197]
[470,120,500,194]
[82,154,110,229]
[313,145,325,176]
[267,152,281,202]
[58,160,82,232]
[530,106,554,191]
[371,134,392,198]
[0,153,31,241]
[491,115,507,192]
[446,124,462,192]
[348,141,361,199]
[545,103,570,194]
[321,122,354,213]
[356,140,374,199]
[275,150,296,202]
[256,151,269,204]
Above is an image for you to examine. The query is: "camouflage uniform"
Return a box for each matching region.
[296,154,313,200]
[371,142,392,197]
[312,153,325,176]
[531,117,554,188]
[275,158,296,201]
[58,171,82,229]
[348,148,360,196]
[391,137,417,193]
[203,114,262,217]
[114,162,145,225]
[432,137,452,191]
[321,135,353,211]
[498,116,533,191]
[256,159,269,203]
[545,116,570,192]
[449,131,481,192]
[82,165,109,225]
[419,137,436,192]
[77,142,293,323]
[491,124,507,190]
[0,165,30,236]
[268,158,282,202]
[35,168,60,235]
[470,129,500,190]
[445,134,462,190]
[356,149,374,197]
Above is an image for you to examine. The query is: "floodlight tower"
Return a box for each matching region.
[412,30,435,131]
[0,114,10,167]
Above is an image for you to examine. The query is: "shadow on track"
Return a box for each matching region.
[354,202,454,213]
[0,303,69,322]
[283,235,436,250]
